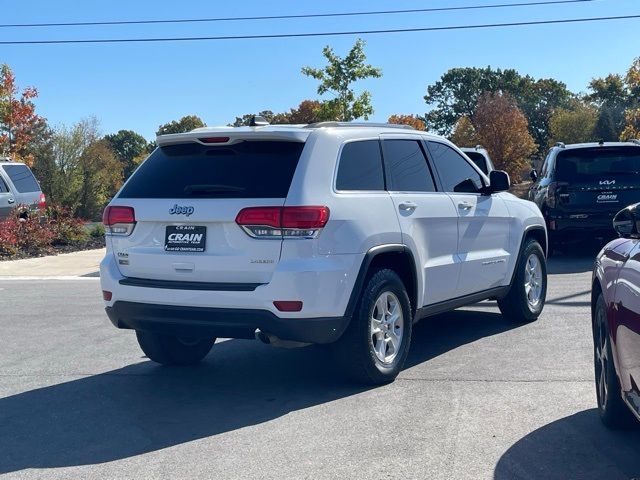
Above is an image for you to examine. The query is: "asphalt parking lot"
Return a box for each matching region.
[1,249,639,479]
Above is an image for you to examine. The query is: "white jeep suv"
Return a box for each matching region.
[100,121,547,384]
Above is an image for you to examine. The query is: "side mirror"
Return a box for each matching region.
[530,169,538,182]
[488,170,510,193]
[613,203,640,238]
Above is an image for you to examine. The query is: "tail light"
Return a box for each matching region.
[102,206,136,236]
[547,182,569,208]
[236,206,330,239]
[38,193,46,210]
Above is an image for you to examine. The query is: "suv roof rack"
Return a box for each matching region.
[0,157,13,162]
[305,122,415,130]
[631,139,640,146]
[554,142,565,148]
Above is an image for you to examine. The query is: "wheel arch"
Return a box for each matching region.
[524,225,548,259]
[344,245,418,321]
[505,225,548,290]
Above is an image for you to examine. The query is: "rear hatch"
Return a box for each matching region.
[1,163,42,207]
[553,146,640,214]
[108,136,306,284]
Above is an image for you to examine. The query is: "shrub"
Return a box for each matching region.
[0,217,19,256]
[0,207,55,256]
[16,215,55,254]
[89,223,105,238]
[45,205,87,245]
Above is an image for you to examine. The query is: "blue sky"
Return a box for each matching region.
[1,0,639,140]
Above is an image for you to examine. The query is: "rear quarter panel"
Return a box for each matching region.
[285,130,402,256]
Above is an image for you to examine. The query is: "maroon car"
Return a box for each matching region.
[592,203,640,428]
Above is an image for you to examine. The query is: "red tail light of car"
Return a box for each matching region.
[102,206,136,236]
[38,193,46,210]
[236,206,330,239]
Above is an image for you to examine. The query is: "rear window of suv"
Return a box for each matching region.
[464,151,488,174]
[1,164,40,193]
[555,146,640,182]
[118,141,305,199]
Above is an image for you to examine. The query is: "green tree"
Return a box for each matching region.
[587,74,630,137]
[26,118,57,198]
[449,116,478,147]
[49,118,122,218]
[423,66,573,153]
[76,139,122,220]
[548,101,598,145]
[302,38,382,121]
[103,129,149,179]
[156,115,205,135]
[593,108,618,142]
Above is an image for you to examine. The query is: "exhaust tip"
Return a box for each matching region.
[254,329,271,344]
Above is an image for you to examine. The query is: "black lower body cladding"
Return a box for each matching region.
[105,301,350,344]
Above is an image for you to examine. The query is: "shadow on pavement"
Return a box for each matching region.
[0,309,518,474]
[547,242,603,275]
[407,309,520,368]
[494,409,640,480]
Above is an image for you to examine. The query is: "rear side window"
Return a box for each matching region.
[1,164,40,193]
[428,142,484,193]
[382,140,436,192]
[336,140,384,191]
[555,147,640,182]
[119,141,305,199]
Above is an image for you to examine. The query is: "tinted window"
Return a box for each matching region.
[555,147,640,182]
[464,151,488,174]
[2,164,40,193]
[428,142,484,193]
[119,141,304,199]
[0,176,8,194]
[336,140,384,191]
[383,140,436,192]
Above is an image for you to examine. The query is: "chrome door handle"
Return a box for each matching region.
[7,198,15,204]
[399,202,417,211]
[458,201,472,210]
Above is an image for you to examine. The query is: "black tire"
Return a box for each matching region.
[333,269,412,385]
[498,238,547,323]
[593,293,637,429]
[136,330,215,366]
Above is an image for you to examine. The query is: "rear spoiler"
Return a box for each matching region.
[157,130,310,147]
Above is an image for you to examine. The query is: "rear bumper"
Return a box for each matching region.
[546,210,616,241]
[105,301,349,344]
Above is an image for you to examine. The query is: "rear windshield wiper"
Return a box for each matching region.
[184,184,246,195]
[604,170,640,175]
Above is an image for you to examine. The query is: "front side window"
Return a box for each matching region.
[382,139,436,192]
[0,176,8,193]
[427,142,484,193]
[336,140,384,191]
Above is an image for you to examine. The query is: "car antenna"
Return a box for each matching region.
[598,138,605,146]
